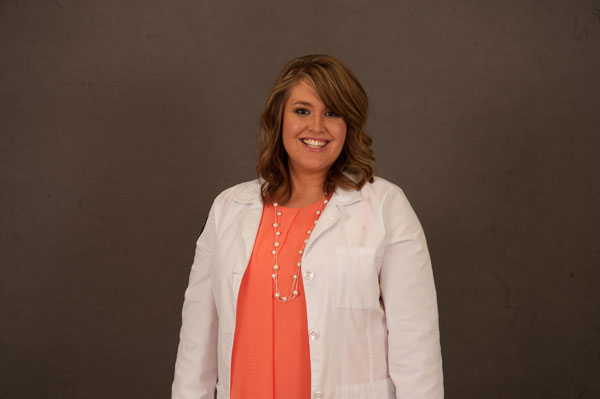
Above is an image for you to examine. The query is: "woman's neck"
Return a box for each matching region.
[284,169,327,208]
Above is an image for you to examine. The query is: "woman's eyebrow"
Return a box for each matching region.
[293,101,312,106]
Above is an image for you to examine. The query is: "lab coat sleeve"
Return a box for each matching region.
[172,200,219,399]
[379,186,444,399]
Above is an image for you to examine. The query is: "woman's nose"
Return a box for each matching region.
[308,113,325,133]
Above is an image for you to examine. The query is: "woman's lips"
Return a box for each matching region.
[299,137,329,152]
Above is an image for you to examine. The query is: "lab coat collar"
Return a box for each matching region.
[232,179,263,206]
[232,174,362,207]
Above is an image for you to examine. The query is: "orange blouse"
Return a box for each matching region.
[230,196,330,399]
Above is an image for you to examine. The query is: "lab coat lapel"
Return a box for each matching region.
[304,204,340,254]
[305,185,361,253]
[239,207,262,272]
[233,181,263,274]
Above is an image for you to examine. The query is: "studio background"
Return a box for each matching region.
[1,1,599,398]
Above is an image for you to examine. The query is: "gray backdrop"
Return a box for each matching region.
[1,1,599,398]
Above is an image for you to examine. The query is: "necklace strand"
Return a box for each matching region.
[271,196,329,303]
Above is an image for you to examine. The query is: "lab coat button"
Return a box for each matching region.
[303,270,315,280]
[313,390,323,398]
[309,329,320,340]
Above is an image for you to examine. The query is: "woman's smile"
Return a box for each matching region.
[299,137,330,151]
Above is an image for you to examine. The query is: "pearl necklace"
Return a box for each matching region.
[271,196,329,303]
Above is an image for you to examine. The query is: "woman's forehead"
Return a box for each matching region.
[286,80,330,108]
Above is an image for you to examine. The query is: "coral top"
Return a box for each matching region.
[230,196,330,399]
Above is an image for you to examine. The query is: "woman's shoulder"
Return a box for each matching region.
[359,176,420,218]
[360,175,407,199]
[358,176,424,238]
[212,178,262,206]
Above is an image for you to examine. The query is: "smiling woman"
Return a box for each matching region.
[281,80,348,206]
[172,54,444,399]
[257,55,374,209]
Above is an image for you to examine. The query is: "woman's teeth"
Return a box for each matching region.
[302,138,327,148]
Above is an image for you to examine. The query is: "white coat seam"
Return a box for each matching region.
[367,307,374,382]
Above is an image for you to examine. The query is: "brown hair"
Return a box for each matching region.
[256,54,375,204]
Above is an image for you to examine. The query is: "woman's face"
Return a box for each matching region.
[281,79,347,180]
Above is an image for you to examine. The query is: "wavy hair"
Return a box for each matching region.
[257,54,375,204]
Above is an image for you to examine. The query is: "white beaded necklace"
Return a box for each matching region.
[271,196,329,303]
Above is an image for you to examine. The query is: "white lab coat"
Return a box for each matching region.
[172,176,443,399]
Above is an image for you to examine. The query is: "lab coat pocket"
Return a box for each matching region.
[335,246,383,309]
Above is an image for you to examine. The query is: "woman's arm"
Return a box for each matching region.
[172,201,219,399]
[379,186,444,399]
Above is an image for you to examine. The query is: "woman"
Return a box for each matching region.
[172,54,443,399]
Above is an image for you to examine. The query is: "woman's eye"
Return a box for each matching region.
[326,111,339,117]
[294,108,309,115]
